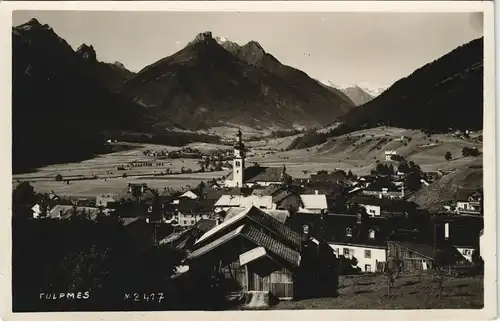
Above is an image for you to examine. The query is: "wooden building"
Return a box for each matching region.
[387,241,462,271]
[186,206,338,301]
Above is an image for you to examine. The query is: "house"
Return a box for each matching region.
[455,188,483,215]
[329,242,386,273]
[222,207,289,224]
[186,206,338,301]
[223,130,289,187]
[387,241,462,271]
[111,183,158,217]
[96,193,115,207]
[31,203,43,219]
[175,199,214,227]
[348,195,417,217]
[437,218,483,262]
[385,150,397,161]
[299,192,328,213]
[214,195,275,212]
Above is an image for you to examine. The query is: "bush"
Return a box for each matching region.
[55,174,63,182]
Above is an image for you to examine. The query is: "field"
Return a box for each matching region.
[272,273,483,309]
[13,143,231,197]
[12,126,483,200]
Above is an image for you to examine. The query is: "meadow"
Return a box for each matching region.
[272,273,483,309]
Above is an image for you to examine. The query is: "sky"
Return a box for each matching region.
[13,11,483,90]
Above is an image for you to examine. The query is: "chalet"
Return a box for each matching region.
[387,241,462,271]
[455,188,483,215]
[348,195,417,217]
[186,206,338,301]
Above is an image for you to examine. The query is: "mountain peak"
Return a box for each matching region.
[244,40,265,52]
[76,43,97,62]
[193,31,213,43]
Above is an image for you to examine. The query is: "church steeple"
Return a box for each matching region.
[233,129,245,187]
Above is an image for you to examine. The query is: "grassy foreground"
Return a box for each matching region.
[272,273,483,310]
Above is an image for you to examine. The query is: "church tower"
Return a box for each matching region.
[233,129,245,187]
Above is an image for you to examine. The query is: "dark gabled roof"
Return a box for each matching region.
[188,223,301,267]
[194,206,301,252]
[456,188,482,202]
[177,198,215,213]
[389,241,442,260]
[225,166,284,183]
[116,183,156,203]
[253,185,283,197]
[272,190,295,204]
[242,224,301,266]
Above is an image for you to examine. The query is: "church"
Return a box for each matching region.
[223,130,290,188]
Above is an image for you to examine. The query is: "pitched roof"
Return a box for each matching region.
[389,241,443,260]
[119,217,143,226]
[188,224,301,267]
[115,183,156,203]
[215,195,273,208]
[195,206,301,250]
[201,186,253,200]
[177,198,215,213]
[225,166,285,183]
[252,185,283,197]
[300,194,328,210]
[223,207,289,224]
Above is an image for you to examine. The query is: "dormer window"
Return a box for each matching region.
[346,227,352,237]
[369,229,375,239]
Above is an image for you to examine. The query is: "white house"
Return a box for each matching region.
[384,150,397,161]
[455,189,482,215]
[31,204,43,219]
[329,242,387,273]
[299,192,328,214]
[176,212,211,227]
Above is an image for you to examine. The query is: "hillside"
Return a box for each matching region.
[119,32,355,130]
[409,165,483,212]
[339,85,375,106]
[330,37,484,135]
[12,19,151,173]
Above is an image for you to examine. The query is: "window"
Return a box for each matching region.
[343,248,350,256]
[365,264,372,272]
[369,229,375,239]
[463,249,472,256]
[365,250,371,258]
[236,170,239,174]
[235,161,241,167]
[346,228,352,237]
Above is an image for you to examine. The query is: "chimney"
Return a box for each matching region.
[141,185,145,193]
[444,222,449,240]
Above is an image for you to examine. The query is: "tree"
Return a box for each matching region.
[445,151,452,161]
[55,174,63,182]
[12,182,37,220]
